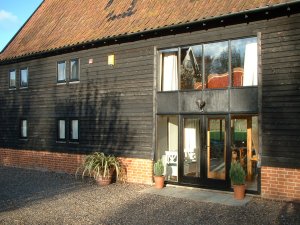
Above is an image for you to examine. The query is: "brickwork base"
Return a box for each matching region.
[261,166,300,201]
[0,148,153,185]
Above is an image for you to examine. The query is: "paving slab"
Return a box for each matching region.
[141,185,252,206]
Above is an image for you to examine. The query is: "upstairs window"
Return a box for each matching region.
[160,51,178,91]
[58,119,66,141]
[20,68,28,88]
[159,36,258,91]
[70,119,79,141]
[70,59,79,82]
[181,45,203,90]
[231,37,258,87]
[57,61,66,83]
[9,69,16,89]
[204,41,229,89]
[20,119,27,138]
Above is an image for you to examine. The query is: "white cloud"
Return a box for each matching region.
[0,10,18,22]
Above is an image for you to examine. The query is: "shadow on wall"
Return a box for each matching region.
[52,78,135,156]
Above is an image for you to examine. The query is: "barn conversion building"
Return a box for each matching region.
[0,0,300,201]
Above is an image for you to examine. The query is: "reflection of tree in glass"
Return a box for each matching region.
[231,47,242,69]
[181,48,202,89]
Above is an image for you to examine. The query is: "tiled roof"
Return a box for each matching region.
[0,0,297,61]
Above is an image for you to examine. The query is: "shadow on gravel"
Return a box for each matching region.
[0,166,89,213]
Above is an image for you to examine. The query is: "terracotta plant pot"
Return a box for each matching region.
[233,184,246,200]
[154,176,165,189]
[95,175,112,186]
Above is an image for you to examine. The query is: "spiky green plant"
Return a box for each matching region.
[77,152,121,180]
[154,159,164,176]
[229,162,246,185]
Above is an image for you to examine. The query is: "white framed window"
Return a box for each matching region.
[70,59,79,82]
[20,68,28,88]
[58,119,66,141]
[70,119,79,141]
[9,69,16,89]
[20,119,27,138]
[57,61,66,83]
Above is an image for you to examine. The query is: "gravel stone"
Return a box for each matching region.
[0,166,299,225]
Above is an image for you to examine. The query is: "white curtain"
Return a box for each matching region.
[168,117,178,151]
[184,120,200,158]
[243,42,258,86]
[162,53,178,91]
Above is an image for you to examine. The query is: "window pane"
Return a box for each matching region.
[183,118,201,177]
[157,116,178,181]
[9,70,16,88]
[161,52,178,91]
[231,116,259,191]
[231,37,257,87]
[180,45,203,90]
[57,62,66,82]
[71,120,78,140]
[207,118,226,180]
[59,120,66,139]
[21,120,27,138]
[20,68,28,87]
[70,59,79,81]
[204,41,229,89]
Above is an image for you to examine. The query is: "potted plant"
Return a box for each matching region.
[78,152,121,186]
[153,159,165,189]
[229,162,246,200]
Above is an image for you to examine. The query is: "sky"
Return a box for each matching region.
[0,0,43,52]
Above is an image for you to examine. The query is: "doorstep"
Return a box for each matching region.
[141,184,252,206]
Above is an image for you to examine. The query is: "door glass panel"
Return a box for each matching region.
[183,118,201,177]
[207,118,226,180]
[157,115,178,182]
[231,116,259,191]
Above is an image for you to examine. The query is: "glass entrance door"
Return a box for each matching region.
[180,116,229,188]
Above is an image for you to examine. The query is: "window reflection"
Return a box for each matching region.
[231,37,257,87]
[20,68,28,87]
[180,45,203,90]
[231,116,259,191]
[204,41,229,89]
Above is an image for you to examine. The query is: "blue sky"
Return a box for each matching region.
[0,0,43,52]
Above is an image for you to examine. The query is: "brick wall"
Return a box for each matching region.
[261,166,300,201]
[0,148,153,185]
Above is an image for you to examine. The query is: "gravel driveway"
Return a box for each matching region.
[0,166,299,225]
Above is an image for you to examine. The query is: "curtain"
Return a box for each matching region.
[162,53,178,91]
[184,119,200,155]
[243,42,258,86]
[168,117,178,151]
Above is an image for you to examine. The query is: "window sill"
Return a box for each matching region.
[19,87,28,90]
[8,88,17,91]
[19,138,28,141]
[56,140,67,144]
[69,81,80,84]
[57,82,67,85]
[69,141,79,144]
